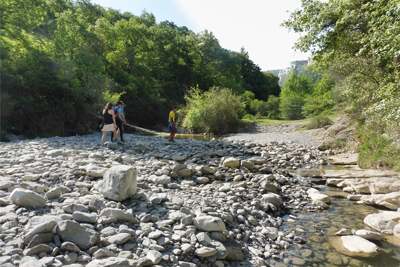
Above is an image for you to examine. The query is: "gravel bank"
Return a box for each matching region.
[223,123,322,149]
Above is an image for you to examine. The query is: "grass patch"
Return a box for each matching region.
[357,134,400,171]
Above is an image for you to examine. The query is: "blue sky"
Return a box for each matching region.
[90,0,310,70]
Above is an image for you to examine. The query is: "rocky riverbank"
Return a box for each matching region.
[0,131,334,267]
[1,113,399,267]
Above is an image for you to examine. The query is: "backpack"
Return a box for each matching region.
[112,106,120,119]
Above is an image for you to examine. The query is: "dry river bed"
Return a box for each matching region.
[0,129,399,267]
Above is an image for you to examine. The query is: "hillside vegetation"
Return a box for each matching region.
[283,0,400,170]
[1,0,280,137]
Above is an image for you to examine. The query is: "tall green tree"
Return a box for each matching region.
[279,70,313,120]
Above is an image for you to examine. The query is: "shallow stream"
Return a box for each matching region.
[267,176,400,267]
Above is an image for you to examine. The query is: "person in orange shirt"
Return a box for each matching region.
[168,107,178,142]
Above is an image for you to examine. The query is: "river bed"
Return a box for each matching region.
[267,175,400,267]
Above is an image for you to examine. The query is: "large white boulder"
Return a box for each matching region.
[97,165,137,201]
[361,192,400,210]
[363,211,400,234]
[340,236,379,257]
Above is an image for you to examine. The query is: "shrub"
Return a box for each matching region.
[242,114,255,121]
[182,87,245,134]
[265,95,280,119]
[306,115,333,129]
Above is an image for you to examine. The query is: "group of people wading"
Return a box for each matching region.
[101,103,178,146]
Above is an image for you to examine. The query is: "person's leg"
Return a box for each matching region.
[169,123,177,140]
[111,131,114,142]
[101,131,108,145]
[120,125,124,142]
[116,120,123,142]
[113,129,119,142]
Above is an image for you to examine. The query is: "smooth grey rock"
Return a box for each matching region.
[361,192,400,210]
[45,187,62,200]
[60,242,81,252]
[354,229,384,241]
[108,233,132,245]
[195,247,217,257]
[20,256,46,267]
[10,188,46,207]
[24,221,57,244]
[99,208,139,223]
[364,211,400,234]
[27,233,54,249]
[56,220,100,250]
[262,193,283,207]
[147,250,162,264]
[86,257,129,267]
[24,244,53,256]
[85,164,107,178]
[241,160,255,169]
[72,211,97,224]
[193,216,225,232]
[223,238,243,261]
[223,158,240,168]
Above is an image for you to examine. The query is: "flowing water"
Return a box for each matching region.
[267,177,400,267]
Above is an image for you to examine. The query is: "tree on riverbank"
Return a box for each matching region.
[283,0,400,169]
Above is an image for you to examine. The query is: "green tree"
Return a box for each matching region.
[279,70,313,120]
[302,73,335,117]
[1,0,47,45]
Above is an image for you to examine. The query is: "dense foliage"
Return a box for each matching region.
[0,0,279,138]
[283,0,400,169]
[181,87,245,134]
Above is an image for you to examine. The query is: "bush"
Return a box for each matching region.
[182,87,245,134]
[242,114,255,121]
[265,95,280,119]
[306,115,333,129]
